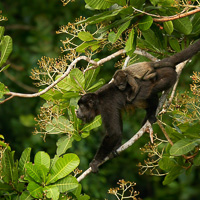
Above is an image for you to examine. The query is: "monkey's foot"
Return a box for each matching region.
[145,120,154,143]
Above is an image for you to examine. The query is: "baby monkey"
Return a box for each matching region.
[113,62,157,101]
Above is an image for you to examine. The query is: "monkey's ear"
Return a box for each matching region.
[88,94,98,108]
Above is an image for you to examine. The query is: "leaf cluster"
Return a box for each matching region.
[0,144,89,200]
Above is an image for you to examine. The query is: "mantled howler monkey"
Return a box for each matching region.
[76,39,200,173]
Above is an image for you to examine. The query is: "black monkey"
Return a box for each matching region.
[76,39,200,173]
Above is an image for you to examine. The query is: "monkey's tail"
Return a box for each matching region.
[153,39,200,68]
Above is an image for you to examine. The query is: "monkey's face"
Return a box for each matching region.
[113,70,127,90]
[76,93,99,123]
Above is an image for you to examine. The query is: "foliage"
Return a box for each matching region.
[138,73,200,185]
[0,140,90,200]
[0,0,200,199]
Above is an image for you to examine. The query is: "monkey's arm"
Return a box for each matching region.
[90,109,123,172]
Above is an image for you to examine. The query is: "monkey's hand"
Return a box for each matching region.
[89,159,100,173]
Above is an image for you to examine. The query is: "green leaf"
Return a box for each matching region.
[70,68,85,91]
[56,136,74,156]
[169,38,181,52]
[81,115,102,132]
[2,149,14,183]
[125,29,135,53]
[87,78,105,92]
[0,26,5,40]
[114,20,130,42]
[0,35,13,68]
[47,153,80,184]
[84,67,100,90]
[108,31,116,44]
[173,17,192,35]
[27,182,43,199]
[0,182,12,191]
[78,32,93,41]
[0,82,9,99]
[40,89,63,101]
[170,139,200,156]
[45,116,74,134]
[76,41,100,53]
[25,163,42,183]
[193,152,200,166]
[0,64,10,72]
[138,15,153,31]
[85,0,115,10]
[54,175,78,192]
[44,185,60,200]
[20,191,33,200]
[163,166,183,185]
[19,147,31,174]
[34,151,50,169]
[164,21,173,35]
[77,9,122,24]
[191,12,200,35]
[159,156,177,171]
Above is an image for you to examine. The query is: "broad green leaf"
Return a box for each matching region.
[194,152,200,166]
[44,186,59,200]
[20,191,33,200]
[45,116,74,134]
[76,41,100,53]
[78,32,93,41]
[34,151,50,169]
[63,91,80,99]
[125,29,135,53]
[77,8,122,24]
[27,182,43,199]
[0,64,10,72]
[130,0,145,8]
[84,67,100,90]
[47,153,80,184]
[56,136,74,156]
[54,175,78,192]
[87,78,105,92]
[56,76,74,91]
[25,163,42,183]
[173,17,192,35]
[0,35,13,68]
[138,15,153,31]
[40,89,62,101]
[142,29,161,51]
[69,68,85,91]
[191,12,200,35]
[164,21,173,35]
[19,147,31,174]
[2,149,14,183]
[81,115,102,132]
[0,82,9,99]
[158,156,177,171]
[85,0,117,10]
[72,184,90,200]
[0,182,12,191]
[113,20,131,43]
[108,31,116,44]
[0,26,5,40]
[163,166,183,185]
[169,38,181,52]
[170,139,200,156]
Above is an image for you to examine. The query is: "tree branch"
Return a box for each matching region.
[132,6,200,22]
[153,8,200,22]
